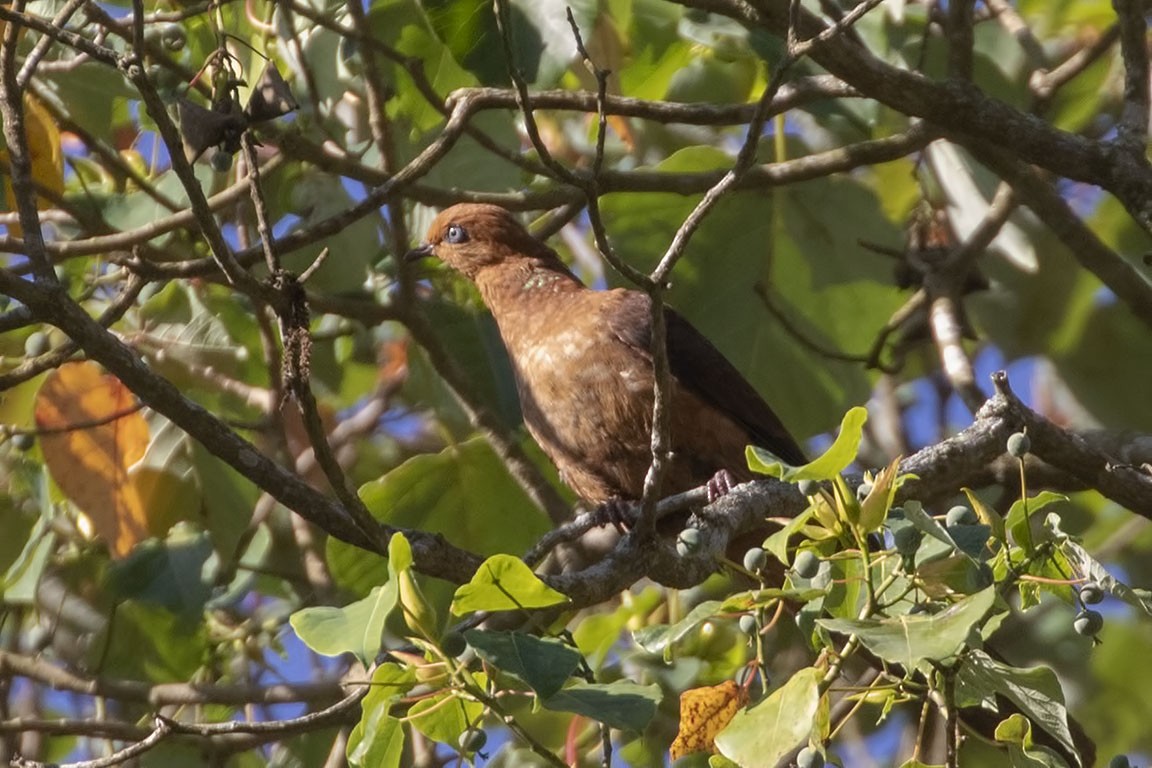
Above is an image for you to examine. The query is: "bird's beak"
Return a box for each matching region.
[404,243,435,262]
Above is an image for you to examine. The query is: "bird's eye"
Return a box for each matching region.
[445,224,469,244]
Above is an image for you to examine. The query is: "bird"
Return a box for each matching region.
[406,203,806,516]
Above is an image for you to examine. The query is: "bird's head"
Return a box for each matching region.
[405,204,561,280]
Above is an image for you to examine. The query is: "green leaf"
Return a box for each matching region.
[1,514,54,604]
[762,508,816,565]
[964,488,1006,544]
[994,714,1070,768]
[463,630,581,698]
[408,688,484,744]
[858,459,902,535]
[451,554,568,613]
[632,600,723,656]
[347,664,413,768]
[541,680,661,732]
[958,650,1080,765]
[332,439,551,597]
[1006,492,1070,552]
[1059,539,1152,616]
[898,761,945,768]
[92,601,207,683]
[290,581,398,665]
[106,530,214,620]
[714,666,822,766]
[818,587,997,670]
[903,502,961,563]
[720,588,827,613]
[747,407,867,481]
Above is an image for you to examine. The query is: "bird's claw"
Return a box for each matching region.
[592,499,637,535]
[706,470,736,503]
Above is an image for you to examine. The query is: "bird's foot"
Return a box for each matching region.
[706,470,737,503]
[591,499,637,534]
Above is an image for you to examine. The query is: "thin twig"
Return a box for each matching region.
[12,718,171,768]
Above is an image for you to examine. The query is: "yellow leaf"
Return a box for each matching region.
[669,680,747,761]
[2,93,63,237]
[35,362,151,557]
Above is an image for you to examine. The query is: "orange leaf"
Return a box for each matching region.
[669,680,747,761]
[35,362,151,557]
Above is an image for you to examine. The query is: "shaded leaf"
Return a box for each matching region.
[541,680,661,732]
[464,630,580,698]
[1060,539,1152,616]
[106,529,214,620]
[958,651,1079,765]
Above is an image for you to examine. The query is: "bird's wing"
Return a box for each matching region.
[602,289,808,466]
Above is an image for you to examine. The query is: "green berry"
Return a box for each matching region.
[1079,583,1104,605]
[1073,609,1103,636]
[11,433,34,452]
[797,479,818,497]
[1007,431,1031,458]
[458,728,487,752]
[793,550,820,579]
[738,614,757,635]
[856,481,873,502]
[440,631,467,658]
[24,331,49,357]
[677,527,702,556]
[1108,756,1131,768]
[892,525,922,557]
[946,505,977,527]
[796,746,825,768]
[743,547,768,573]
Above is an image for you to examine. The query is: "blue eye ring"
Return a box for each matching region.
[445,224,468,244]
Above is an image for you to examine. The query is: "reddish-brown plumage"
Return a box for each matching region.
[410,203,806,506]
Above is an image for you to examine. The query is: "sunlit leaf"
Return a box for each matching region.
[714,666,822,766]
[35,362,151,558]
[747,407,867,481]
[347,664,413,768]
[290,581,397,665]
[451,554,568,613]
[632,600,723,656]
[670,680,746,761]
[818,587,997,671]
